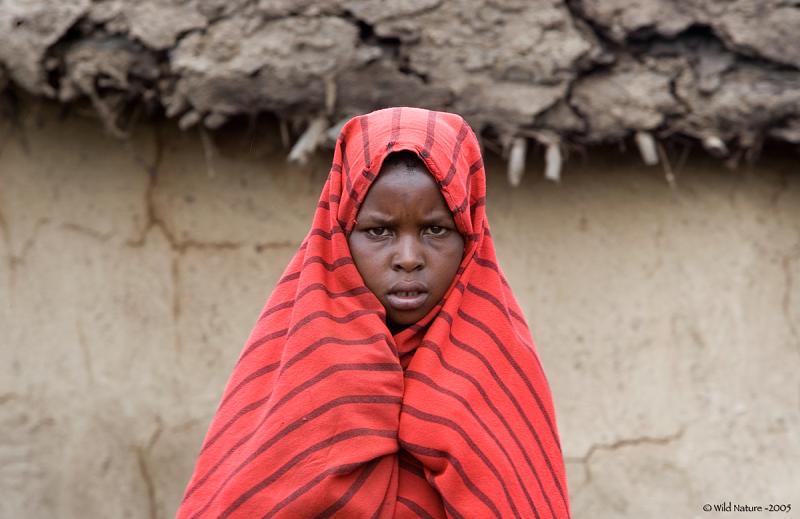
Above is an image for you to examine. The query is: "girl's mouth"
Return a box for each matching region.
[385,291,429,311]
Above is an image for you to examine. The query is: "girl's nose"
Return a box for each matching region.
[391,235,425,272]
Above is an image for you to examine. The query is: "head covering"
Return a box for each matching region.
[177,107,570,519]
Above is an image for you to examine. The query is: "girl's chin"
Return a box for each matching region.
[388,315,418,326]
[386,312,424,331]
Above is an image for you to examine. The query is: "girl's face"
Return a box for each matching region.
[348,159,465,333]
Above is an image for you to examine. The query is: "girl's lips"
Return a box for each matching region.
[385,291,429,311]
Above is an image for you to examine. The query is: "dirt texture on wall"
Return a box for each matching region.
[1,0,799,157]
[1,97,799,518]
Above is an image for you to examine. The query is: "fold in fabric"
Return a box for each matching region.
[177,107,571,518]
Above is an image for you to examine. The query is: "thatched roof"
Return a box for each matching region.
[2,0,799,169]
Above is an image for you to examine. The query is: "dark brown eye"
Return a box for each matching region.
[425,226,448,236]
[366,227,391,237]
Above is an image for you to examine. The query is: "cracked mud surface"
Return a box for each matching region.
[1,0,799,154]
[2,98,799,518]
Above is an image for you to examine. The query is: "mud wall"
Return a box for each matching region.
[1,98,799,518]
[1,0,800,155]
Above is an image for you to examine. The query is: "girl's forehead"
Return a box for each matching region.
[370,159,435,194]
[359,167,454,220]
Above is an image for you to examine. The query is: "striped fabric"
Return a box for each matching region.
[177,107,570,518]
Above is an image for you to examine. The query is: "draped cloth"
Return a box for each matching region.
[177,107,571,519]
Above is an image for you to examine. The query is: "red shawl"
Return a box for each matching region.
[177,107,570,518]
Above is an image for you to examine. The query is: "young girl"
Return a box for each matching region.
[177,108,571,518]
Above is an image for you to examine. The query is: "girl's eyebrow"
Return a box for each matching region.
[358,211,455,225]
[420,212,457,225]
[357,212,396,224]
